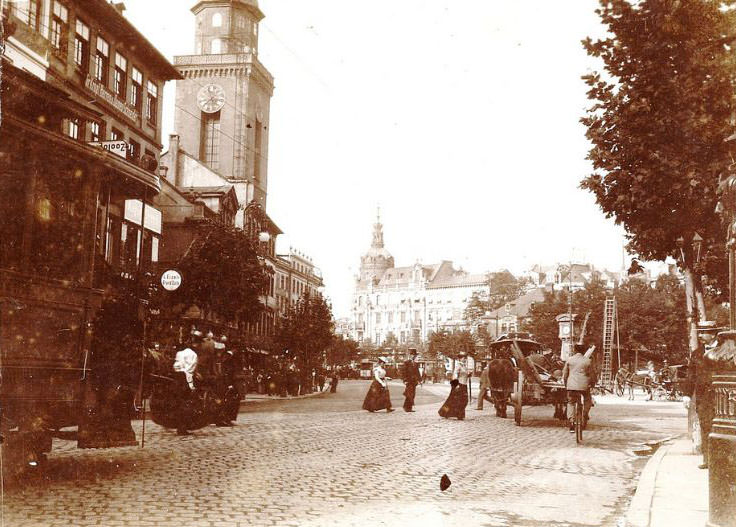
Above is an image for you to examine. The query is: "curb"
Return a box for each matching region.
[626,441,671,527]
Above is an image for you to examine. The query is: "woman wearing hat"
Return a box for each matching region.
[362,357,394,413]
[439,353,469,420]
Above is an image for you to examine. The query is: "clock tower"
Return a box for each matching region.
[173,0,274,222]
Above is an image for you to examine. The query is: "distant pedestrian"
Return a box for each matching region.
[214,335,238,427]
[402,348,421,412]
[330,368,339,393]
[439,353,469,420]
[362,357,394,413]
[317,369,326,392]
[475,362,493,411]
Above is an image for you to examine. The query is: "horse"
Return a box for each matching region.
[487,358,516,417]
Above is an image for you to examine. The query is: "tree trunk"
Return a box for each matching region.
[683,267,703,357]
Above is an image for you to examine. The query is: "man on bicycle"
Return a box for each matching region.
[562,343,597,432]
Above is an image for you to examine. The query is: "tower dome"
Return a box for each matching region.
[360,209,394,283]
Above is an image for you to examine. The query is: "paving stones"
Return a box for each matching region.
[1,387,686,527]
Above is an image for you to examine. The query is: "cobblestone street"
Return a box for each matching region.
[2,381,687,527]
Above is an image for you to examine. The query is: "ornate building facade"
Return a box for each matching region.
[350,215,490,345]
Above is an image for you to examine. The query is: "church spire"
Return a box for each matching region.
[372,206,384,249]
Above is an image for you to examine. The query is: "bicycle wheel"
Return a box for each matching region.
[575,399,583,444]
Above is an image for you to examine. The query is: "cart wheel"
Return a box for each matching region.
[514,370,523,426]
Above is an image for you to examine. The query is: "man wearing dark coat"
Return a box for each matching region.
[402,349,421,412]
[685,328,718,469]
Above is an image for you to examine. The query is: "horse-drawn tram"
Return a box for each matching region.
[485,335,567,426]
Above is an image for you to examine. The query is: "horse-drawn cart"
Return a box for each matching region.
[486,337,567,426]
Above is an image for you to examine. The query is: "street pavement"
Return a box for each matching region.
[1,380,687,527]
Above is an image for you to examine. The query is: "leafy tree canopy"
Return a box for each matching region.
[171,219,270,322]
[581,0,735,295]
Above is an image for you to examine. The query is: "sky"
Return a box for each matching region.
[122,0,632,317]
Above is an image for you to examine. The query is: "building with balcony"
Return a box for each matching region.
[350,214,490,345]
[1,0,180,284]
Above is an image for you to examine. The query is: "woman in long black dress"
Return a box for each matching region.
[362,357,394,412]
[439,353,469,420]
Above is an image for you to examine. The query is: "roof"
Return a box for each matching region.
[87,1,181,80]
[191,0,265,21]
[488,288,546,318]
[428,272,487,289]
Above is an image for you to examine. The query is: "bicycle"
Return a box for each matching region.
[568,390,587,444]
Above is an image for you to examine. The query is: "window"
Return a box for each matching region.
[74,19,90,71]
[254,118,262,183]
[212,13,222,27]
[388,312,393,323]
[211,38,221,54]
[146,81,158,124]
[66,118,79,140]
[89,121,101,142]
[401,312,406,323]
[200,110,220,169]
[95,37,109,83]
[114,52,127,99]
[127,139,140,162]
[131,67,143,110]
[376,313,381,324]
[110,128,122,141]
[13,1,41,30]
[50,1,69,54]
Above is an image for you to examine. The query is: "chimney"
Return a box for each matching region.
[169,133,182,187]
[112,2,126,14]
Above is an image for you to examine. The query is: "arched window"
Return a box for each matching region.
[212,13,222,27]
[211,38,221,54]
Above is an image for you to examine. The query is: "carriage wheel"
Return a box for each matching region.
[514,370,523,426]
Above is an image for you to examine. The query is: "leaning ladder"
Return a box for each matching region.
[601,296,617,388]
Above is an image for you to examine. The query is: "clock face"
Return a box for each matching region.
[197,84,225,113]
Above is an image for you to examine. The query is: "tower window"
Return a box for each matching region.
[211,38,221,54]
[200,110,221,169]
[212,13,222,27]
[254,118,262,184]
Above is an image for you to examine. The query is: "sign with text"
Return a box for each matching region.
[161,270,182,291]
[90,140,128,159]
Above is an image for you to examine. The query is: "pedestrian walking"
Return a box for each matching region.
[214,335,238,427]
[362,357,394,412]
[439,353,469,420]
[475,362,493,411]
[402,348,421,412]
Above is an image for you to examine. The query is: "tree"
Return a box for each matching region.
[526,276,689,365]
[171,219,270,323]
[326,337,360,367]
[581,0,736,355]
[276,291,334,386]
